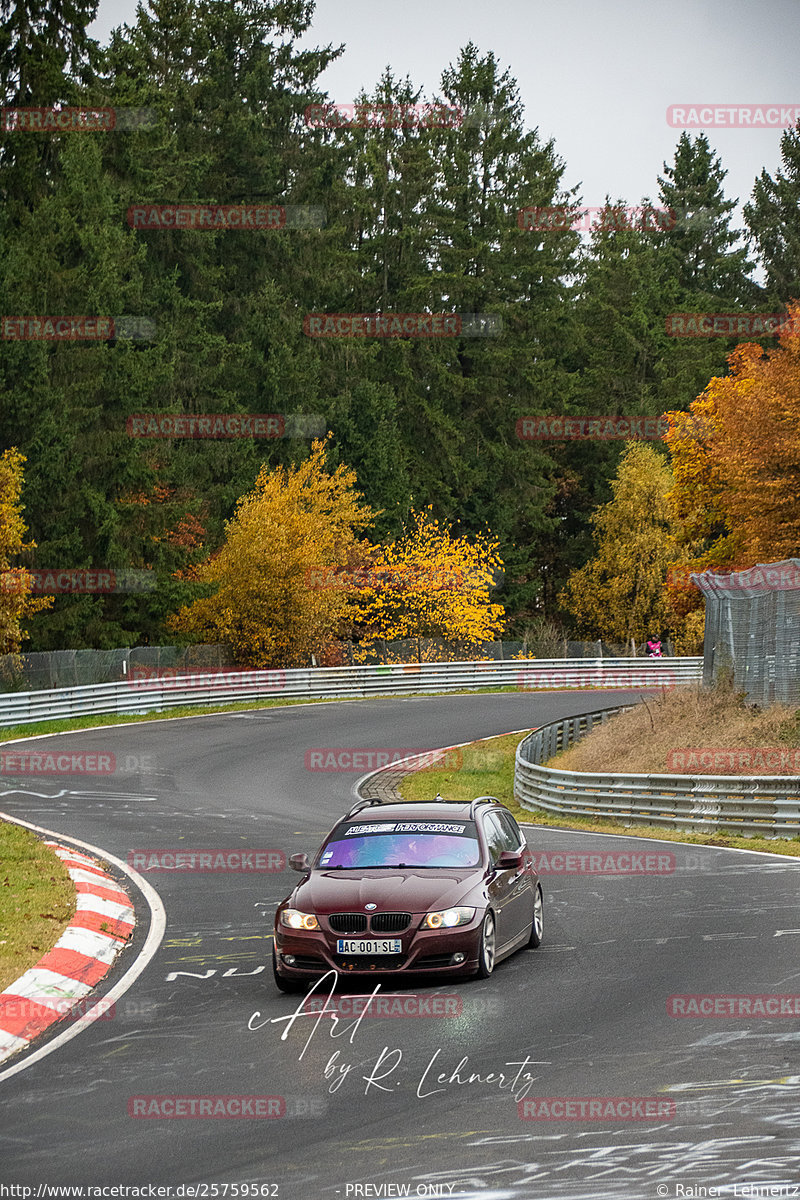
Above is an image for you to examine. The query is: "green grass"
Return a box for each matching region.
[398,730,800,858]
[0,695,327,742]
[0,822,76,992]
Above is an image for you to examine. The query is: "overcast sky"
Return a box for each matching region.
[90,0,800,230]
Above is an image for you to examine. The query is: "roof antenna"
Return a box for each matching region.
[433,792,443,802]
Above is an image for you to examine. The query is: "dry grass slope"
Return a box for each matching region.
[554,684,800,775]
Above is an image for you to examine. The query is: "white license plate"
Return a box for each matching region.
[336,938,402,955]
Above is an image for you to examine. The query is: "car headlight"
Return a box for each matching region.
[280,909,319,930]
[422,907,475,930]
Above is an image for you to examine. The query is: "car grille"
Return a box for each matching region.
[328,913,368,933]
[337,956,407,971]
[371,912,412,933]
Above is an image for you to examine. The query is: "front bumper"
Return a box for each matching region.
[274,918,483,978]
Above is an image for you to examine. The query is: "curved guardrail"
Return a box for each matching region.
[514,705,800,837]
[0,656,700,729]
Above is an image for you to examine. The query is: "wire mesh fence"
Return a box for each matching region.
[337,637,667,665]
[0,644,234,692]
[0,636,673,692]
[693,559,800,705]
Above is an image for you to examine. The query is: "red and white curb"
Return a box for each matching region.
[0,841,134,1063]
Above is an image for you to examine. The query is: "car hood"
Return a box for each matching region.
[290,869,478,914]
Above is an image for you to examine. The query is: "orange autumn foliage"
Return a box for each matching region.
[664,301,800,627]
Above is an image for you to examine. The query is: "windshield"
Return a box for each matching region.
[316,819,481,869]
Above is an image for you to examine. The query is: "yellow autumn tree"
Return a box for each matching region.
[168,438,377,667]
[350,508,505,661]
[559,442,695,648]
[662,373,744,645]
[0,449,52,655]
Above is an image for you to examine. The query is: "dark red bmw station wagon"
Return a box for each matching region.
[272,796,543,990]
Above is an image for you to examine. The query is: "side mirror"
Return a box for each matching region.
[289,852,310,872]
[497,849,523,870]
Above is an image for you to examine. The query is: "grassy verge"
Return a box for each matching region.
[0,821,75,992]
[398,730,800,858]
[0,696,337,743]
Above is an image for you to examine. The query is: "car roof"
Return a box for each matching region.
[341,800,504,824]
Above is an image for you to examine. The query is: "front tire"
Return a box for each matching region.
[475,912,496,978]
[527,884,544,948]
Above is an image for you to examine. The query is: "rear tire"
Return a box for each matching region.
[527,884,543,948]
[475,912,496,978]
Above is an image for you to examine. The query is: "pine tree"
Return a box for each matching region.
[744,126,800,306]
[418,45,580,626]
[0,0,101,210]
[658,132,755,303]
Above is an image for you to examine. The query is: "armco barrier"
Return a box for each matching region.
[0,658,700,729]
[514,705,800,837]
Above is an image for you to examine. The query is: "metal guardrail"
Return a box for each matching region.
[514,704,800,837]
[0,657,701,729]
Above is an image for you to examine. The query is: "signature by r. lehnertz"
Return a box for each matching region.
[248,969,546,1099]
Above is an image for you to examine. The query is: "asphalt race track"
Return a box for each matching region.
[1,690,799,1199]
